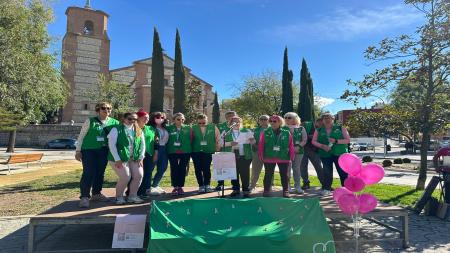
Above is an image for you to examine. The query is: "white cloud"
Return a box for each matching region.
[314,96,335,108]
[263,4,422,42]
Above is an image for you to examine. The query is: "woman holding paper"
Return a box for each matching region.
[284,112,307,194]
[167,113,192,196]
[312,113,350,195]
[258,115,295,198]
[222,116,255,198]
[191,114,221,193]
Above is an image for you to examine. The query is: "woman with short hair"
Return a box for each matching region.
[284,112,307,194]
[75,102,119,208]
[167,113,192,196]
[258,115,295,198]
[107,112,146,204]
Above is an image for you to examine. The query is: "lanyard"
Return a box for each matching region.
[176,127,182,142]
[200,125,208,141]
[232,130,240,141]
[272,128,282,146]
[158,127,165,140]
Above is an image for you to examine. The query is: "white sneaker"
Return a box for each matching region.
[127,196,144,204]
[79,197,89,208]
[149,187,161,196]
[295,187,304,194]
[205,185,214,193]
[289,187,297,194]
[321,190,331,196]
[115,197,126,205]
[198,186,206,193]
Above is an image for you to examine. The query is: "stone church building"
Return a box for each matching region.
[60,1,214,123]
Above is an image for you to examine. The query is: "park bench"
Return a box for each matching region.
[0,153,44,174]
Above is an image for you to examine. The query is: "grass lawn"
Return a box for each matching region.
[0,162,442,216]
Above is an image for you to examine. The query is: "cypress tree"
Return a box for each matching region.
[280,47,294,115]
[298,58,314,121]
[212,92,220,124]
[173,29,185,114]
[150,27,165,113]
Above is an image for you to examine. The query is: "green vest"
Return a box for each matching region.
[143,125,157,156]
[108,124,143,162]
[222,128,252,160]
[81,117,119,150]
[192,124,216,153]
[217,122,229,134]
[263,127,291,160]
[167,124,192,154]
[303,121,314,135]
[317,125,348,157]
[292,127,305,154]
[253,126,266,146]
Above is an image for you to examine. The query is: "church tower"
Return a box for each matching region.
[61,0,110,123]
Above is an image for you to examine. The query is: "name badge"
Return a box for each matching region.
[295,141,300,145]
[174,142,181,147]
[200,141,207,146]
[273,146,280,151]
[96,137,104,142]
[328,143,334,148]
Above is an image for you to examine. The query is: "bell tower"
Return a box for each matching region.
[61,0,110,123]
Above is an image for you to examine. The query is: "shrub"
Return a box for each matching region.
[362,156,373,163]
[402,158,412,163]
[393,158,403,164]
[382,160,392,167]
[400,150,407,155]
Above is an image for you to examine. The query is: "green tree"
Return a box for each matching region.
[184,79,203,124]
[173,29,186,114]
[0,107,22,131]
[212,92,220,124]
[341,0,449,189]
[298,58,315,122]
[84,74,136,119]
[280,47,294,115]
[0,0,68,152]
[150,27,165,113]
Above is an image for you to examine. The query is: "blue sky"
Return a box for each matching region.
[48,0,423,113]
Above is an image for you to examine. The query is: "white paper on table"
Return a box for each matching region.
[112,214,146,249]
[212,152,237,181]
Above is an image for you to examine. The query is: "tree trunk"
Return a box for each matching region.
[416,132,430,190]
[6,129,16,153]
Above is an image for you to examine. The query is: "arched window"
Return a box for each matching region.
[83,21,94,35]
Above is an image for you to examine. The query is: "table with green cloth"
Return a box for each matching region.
[148,198,335,253]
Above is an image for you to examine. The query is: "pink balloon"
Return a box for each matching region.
[344,176,366,192]
[360,163,385,185]
[358,193,378,214]
[338,153,362,176]
[333,187,352,202]
[337,193,359,215]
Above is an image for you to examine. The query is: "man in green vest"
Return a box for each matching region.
[215,110,237,191]
[75,102,119,208]
[312,113,351,195]
[191,114,221,193]
[249,115,270,192]
[299,118,325,190]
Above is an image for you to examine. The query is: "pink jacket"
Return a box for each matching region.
[258,130,295,163]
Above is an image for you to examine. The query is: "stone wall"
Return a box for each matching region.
[0,125,81,148]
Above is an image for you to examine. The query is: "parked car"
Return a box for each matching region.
[45,138,77,149]
[353,142,375,151]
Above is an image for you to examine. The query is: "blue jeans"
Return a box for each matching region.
[321,155,348,190]
[152,146,168,187]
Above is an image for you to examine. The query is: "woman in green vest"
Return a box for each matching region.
[222,116,255,198]
[167,113,192,196]
[107,112,146,205]
[75,102,119,208]
[258,115,295,198]
[191,114,221,193]
[249,115,270,191]
[135,110,159,199]
[312,113,351,196]
[284,112,307,194]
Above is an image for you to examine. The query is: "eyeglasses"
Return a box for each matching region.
[176,118,185,121]
[127,117,137,121]
[155,115,165,119]
[101,107,111,111]
[269,120,278,123]
[284,116,292,119]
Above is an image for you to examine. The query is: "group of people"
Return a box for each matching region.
[75,102,351,208]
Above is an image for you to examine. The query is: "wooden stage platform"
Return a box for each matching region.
[28,187,408,253]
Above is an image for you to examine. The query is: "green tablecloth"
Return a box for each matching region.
[148,198,335,253]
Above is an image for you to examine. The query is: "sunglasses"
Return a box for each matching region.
[284,116,292,119]
[269,120,279,123]
[198,122,206,125]
[127,117,137,121]
[259,118,268,121]
[101,107,111,111]
[176,118,185,121]
[155,115,165,119]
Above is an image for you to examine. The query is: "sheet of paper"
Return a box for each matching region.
[212,152,237,180]
[112,214,146,249]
